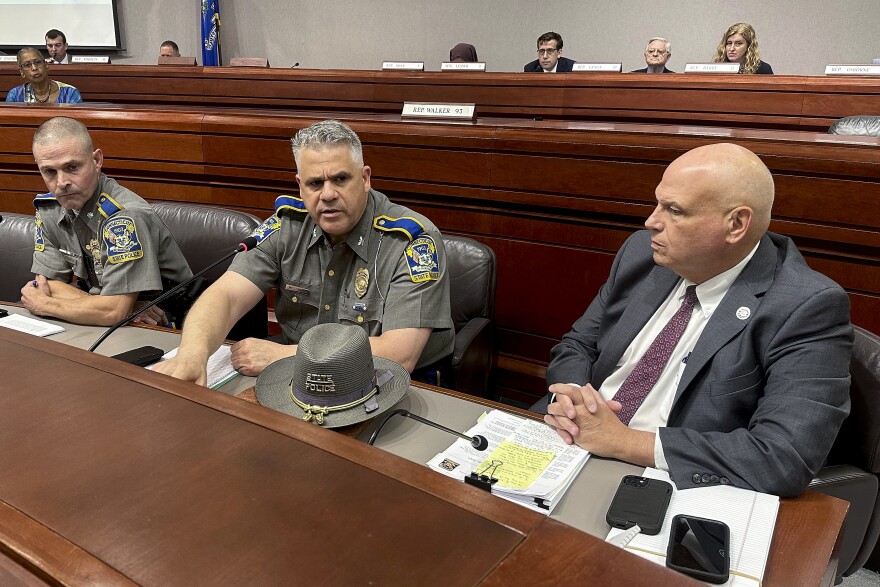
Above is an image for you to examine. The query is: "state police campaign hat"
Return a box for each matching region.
[255,323,410,428]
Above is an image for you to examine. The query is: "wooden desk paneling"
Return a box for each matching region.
[1,106,877,404]
[4,65,880,131]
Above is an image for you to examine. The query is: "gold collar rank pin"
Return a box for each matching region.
[354,267,369,298]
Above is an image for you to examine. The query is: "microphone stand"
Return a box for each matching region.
[88,238,256,353]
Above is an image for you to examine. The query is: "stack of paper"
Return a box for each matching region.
[151,345,239,389]
[606,468,779,587]
[0,314,65,337]
[427,410,590,514]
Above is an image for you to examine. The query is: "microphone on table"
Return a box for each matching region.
[291,62,300,68]
[88,236,259,356]
[367,408,489,451]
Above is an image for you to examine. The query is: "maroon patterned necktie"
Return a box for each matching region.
[612,285,698,426]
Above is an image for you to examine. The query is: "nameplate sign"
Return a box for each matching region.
[0,55,17,63]
[440,62,486,71]
[825,64,880,76]
[572,63,622,73]
[685,62,740,73]
[401,102,475,120]
[71,55,111,64]
[382,61,424,71]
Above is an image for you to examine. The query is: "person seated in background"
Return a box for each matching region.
[540,143,852,497]
[713,22,773,74]
[21,117,193,327]
[160,40,181,58]
[6,47,82,104]
[449,43,478,63]
[524,31,575,73]
[153,119,454,385]
[631,37,674,73]
[45,29,71,64]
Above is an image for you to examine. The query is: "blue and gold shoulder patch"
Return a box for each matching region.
[249,215,282,245]
[102,216,143,264]
[34,210,45,252]
[97,193,124,219]
[33,192,56,207]
[404,235,440,283]
[373,215,425,241]
[274,195,308,216]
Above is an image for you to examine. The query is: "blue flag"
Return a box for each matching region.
[200,0,221,66]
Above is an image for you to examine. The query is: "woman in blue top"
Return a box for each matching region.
[5,47,82,104]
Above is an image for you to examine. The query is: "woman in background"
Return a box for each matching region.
[449,43,478,63]
[712,23,773,74]
[6,47,82,104]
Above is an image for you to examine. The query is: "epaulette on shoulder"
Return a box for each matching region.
[97,192,124,218]
[275,195,308,217]
[33,192,56,206]
[372,215,426,241]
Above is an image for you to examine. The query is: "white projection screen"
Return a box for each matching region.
[0,0,121,50]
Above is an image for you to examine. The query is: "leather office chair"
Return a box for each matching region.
[0,212,36,303]
[151,202,268,341]
[441,235,496,397]
[809,326,880,582]
[828,116,880,137]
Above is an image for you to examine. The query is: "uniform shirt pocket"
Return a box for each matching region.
[338,292,383,332]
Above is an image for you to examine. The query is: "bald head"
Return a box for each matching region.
[32,116,93,154]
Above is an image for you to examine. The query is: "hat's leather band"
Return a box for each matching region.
[288,369,393,425]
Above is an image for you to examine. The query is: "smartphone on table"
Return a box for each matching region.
[605,475,673,536]
[666,514,730,584]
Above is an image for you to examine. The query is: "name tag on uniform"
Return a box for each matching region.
[402,102,476,120]
[440,62,486,71]
[572,63,622,72]
[382,61,424,71]
[72,55,111,64]
[685,63,740,73]
[825,64,880,76]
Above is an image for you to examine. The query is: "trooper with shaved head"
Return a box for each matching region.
[22,116,192,326]
[540,143,852,497]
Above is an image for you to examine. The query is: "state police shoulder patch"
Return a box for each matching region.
[102,216,143,264]
[404,235,440,283]
[34,211,45,252]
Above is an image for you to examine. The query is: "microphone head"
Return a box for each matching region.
[238,236,259,251]
[471,435,489,451]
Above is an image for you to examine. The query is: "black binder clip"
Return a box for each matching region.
[464,460,502,493]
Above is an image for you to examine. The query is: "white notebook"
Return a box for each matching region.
[606,468,779,586]
[0,314,65,337]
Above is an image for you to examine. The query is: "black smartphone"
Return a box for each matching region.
[666,514,730,584]
[606,475,673,535]
[111,346,165,367]
[0,309,8,318]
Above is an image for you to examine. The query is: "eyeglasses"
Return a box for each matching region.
[19,58,45,69]
[537,48,559,56]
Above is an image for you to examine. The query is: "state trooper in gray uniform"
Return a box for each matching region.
[21,117,192,327]
[154,119,454,386]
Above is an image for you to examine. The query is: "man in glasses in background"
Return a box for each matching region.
[631,37,675,73]
[524,31,576,73]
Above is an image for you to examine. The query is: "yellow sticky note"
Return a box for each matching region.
[477,440,555,490]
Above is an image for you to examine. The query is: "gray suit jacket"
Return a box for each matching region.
[546,230,852,496]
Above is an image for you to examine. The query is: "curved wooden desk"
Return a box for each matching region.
[1,104,877,404]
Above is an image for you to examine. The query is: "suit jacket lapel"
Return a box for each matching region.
[672,235,778,407]
[592,266,680,386]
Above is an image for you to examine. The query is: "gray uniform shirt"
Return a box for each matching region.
[229,189,454,368]
[32,173,192,296]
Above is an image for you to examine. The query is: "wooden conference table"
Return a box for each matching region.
[0,305,846,585]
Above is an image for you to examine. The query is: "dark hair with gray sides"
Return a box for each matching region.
[33,116,93,152]
[290,120,363,167]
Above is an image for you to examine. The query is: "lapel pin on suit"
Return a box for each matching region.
[736,307,751,320]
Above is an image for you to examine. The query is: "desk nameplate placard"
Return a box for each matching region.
[825,64,880,76]
[71,55,111,64]
[440,62,486,72]
[572,63,622,73]
[401,102,475,120]
[0,55,17,63]
[382,61,424,71]
[685,63,740,73]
